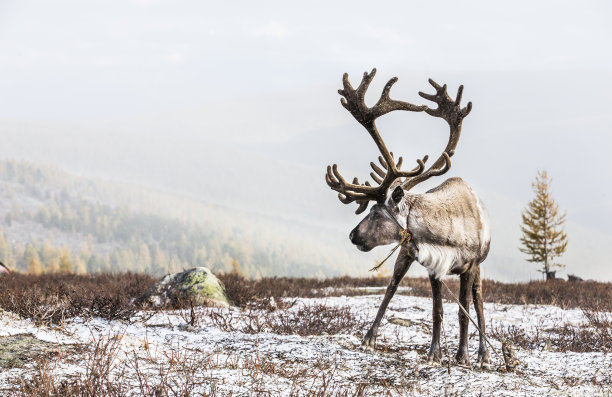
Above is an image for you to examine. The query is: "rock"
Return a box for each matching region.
[388,316,414,327]
[146,267,231,308]
[0,334,80,368]
[0,261,10,275]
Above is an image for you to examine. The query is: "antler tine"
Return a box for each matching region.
[338,193,354,204]
[337,193,371,217]
[455,85,463,106]
[395,156,403,170]
[378,155,388,170]
[356,70,376,97]
[370,161,386,179]
[403,78,471,190]
[419,79,471,126]
[368,153,427,189]
[428,152,451,176]
[370,172,383,185]
[328,69,428,213]
[355,200,369,214]
[326,163,380,211]
[428,78,442,90]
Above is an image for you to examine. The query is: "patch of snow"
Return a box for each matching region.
[0,296,610,396]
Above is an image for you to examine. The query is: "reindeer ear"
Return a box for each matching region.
[391,186,404,203]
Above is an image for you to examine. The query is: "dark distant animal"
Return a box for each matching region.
[325,69,491,366]
[0,261,10,275]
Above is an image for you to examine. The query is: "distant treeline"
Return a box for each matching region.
[0,160,342,277]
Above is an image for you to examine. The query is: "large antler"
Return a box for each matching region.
[325,69,427,214]
[401,79,472,190]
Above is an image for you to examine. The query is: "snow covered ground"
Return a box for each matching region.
[1,294,610,396]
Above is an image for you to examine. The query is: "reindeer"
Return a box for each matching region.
[325,69,491,367]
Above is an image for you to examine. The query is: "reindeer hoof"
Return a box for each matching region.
[455,350,471,367]
[477,351,491,369]
[478,352,491,369]
[426,357,441,366]
[360,330,377,351]
[426,348,442,365]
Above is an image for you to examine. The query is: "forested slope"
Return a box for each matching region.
[0,160,365,277]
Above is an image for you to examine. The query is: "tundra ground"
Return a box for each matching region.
[0,274,610,396]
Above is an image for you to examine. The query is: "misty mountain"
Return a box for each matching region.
[0,160,377,277]
[1,71,611,281]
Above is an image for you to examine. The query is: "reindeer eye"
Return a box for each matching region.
[392,186,404,203]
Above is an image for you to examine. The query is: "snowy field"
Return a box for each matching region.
[1,294,610,396]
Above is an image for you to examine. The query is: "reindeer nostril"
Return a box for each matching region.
[349,230,355,242]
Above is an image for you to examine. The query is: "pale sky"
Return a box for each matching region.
[0,0,610,124]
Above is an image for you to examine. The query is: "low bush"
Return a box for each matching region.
[0,272,155,324]
[201,303,368,337]
[1,272,610,325]
[219,274,612,312]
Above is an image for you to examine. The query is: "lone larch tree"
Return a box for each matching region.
[520,170,568,280]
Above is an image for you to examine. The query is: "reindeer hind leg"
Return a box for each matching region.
[455,264,475,366]
[472,262,490,367]
[427,274,443,364]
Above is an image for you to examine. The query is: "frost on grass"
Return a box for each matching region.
[0,295,610,396]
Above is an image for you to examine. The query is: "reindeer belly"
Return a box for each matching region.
[406,181,491,278]
[416,243,460,279]
[415,243,479,279]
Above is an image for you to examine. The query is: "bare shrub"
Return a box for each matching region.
[218,273,387,308]
[12,333,388,397]
[2,272,610,326]
[0,272,155,325]
[220,274,612,312]
[478,279,612,311]
[199,303,367,337]
[490,305,611,353]
[268,304,367,336]
[17,333,127,397]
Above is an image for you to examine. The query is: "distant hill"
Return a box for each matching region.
[0,159,375,277]
[1,82,612,281]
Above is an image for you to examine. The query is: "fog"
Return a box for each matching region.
[1,0,611,281]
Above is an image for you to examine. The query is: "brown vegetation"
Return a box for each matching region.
[1,272,610,326]
[0,272,155,324]
[2,272,610,396]
[16,333,385,397]
[188,303,368,337]
[219,274,612,312]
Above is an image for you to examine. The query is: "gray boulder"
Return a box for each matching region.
[146,267,230,307]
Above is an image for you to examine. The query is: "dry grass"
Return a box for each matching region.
[0,272,155,325]
[2,272,611,396]
[186,303,368,337]
[489,306,611,353]
[478,279,612,311]
[1,272,610,324]
[219,274,612,312]
[218,273,388,308]
[11,332,396,397]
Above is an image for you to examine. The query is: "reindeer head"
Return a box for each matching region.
[325,69,472,250]
[349,186,407,252]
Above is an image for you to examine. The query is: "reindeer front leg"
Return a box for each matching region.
[361,247,413,350]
